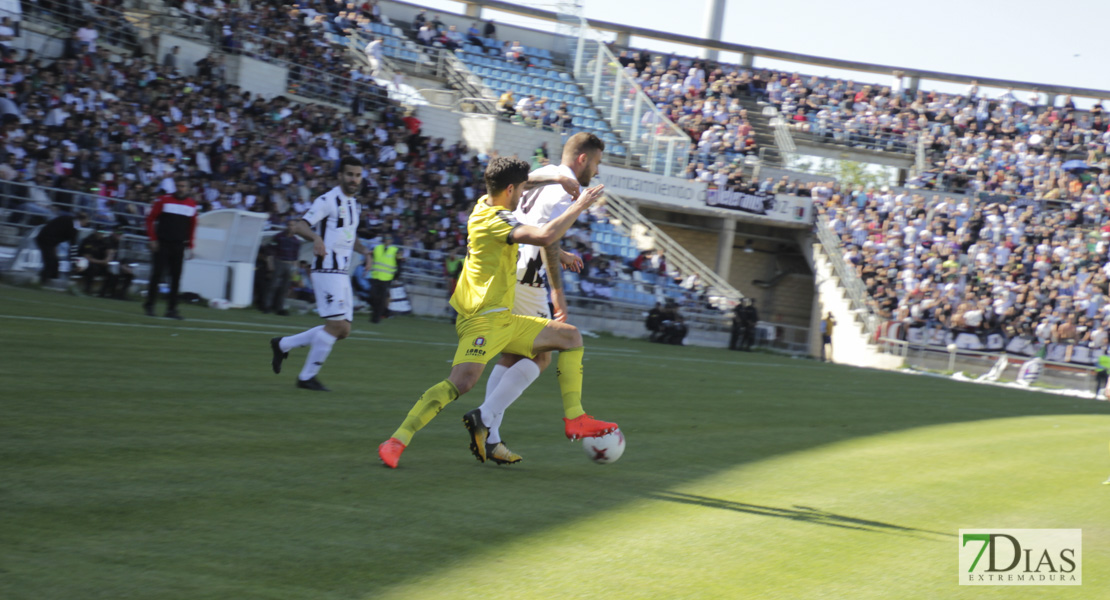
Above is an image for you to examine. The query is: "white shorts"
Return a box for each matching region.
[513,284,551,320]
[312,272,354,321]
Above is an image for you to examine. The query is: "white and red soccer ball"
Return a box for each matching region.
[582,429,625,464]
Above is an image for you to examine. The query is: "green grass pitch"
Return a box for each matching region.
[1,285,1108,599]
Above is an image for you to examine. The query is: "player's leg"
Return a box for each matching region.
[477,288,557,446]
[529,319,618,439]
[285,274,352,390]
[381,314,505,468]
[483,351,550,444]
[394,361,484,443]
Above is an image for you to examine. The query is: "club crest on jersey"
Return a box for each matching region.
[473,336,486,347]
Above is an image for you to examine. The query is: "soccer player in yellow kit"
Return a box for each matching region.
[378,157,617,468]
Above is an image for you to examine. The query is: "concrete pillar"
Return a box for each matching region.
[740,52,753,69]
[464,3,480,18]
[1044,93,1057,109]
[715,217,736,280]
[701,0,727,62]
[908,76,920,96]
[615,30,630,48]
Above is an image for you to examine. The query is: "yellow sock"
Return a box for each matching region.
[556,347,586,419]
[392,380,460,445]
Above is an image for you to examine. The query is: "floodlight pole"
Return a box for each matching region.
[701,0,727,62]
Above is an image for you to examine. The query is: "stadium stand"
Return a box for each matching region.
[0,8,729,333]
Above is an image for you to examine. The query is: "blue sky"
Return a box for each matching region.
[406,0,1109,105]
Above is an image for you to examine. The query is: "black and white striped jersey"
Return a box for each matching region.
[302,186,361,274]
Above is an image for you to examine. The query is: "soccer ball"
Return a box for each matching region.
[73,257,89,272]
[582,429,625,464]
[208,298,231,310]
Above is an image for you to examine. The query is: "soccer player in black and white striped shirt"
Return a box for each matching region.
[270,156,371,391]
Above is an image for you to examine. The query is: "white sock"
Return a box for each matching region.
[280,325,324,352]
[483,364,509,408]
[480,359,541,444]
[298,328,338,381]
[481,363,509,443]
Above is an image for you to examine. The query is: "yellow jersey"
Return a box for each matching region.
[450,196,522,319]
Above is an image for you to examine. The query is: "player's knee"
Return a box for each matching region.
[561,325,583,349]
[533,352,552,371]
[451,372,478,395]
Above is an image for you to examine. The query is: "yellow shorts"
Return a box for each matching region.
[452,310,549,366]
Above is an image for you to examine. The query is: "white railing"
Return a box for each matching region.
[765,104,798,168]
[815,215,879,338]
[602,191,742,307]
[574,35,691,177]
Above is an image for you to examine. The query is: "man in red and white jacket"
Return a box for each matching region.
[144,180,197,320]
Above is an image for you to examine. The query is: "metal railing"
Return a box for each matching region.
[913,130,928,176]
[765,104,798,164]
[574,35,691,176]
[12,2,150,55]
[601,190,743,308]
[878,337,1097,394]
[814,214,880,338]
[792,125,916,155]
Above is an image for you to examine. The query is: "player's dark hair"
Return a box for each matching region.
[562,132,605,162]
[484,157,531,195]
[340,155,364,170]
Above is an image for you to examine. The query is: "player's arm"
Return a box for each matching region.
[541,244,568,321]
[290,219,326,257]
[296,195,334,257]
[521,171,580,199]
[511,185,604,247]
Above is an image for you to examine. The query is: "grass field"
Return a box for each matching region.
[2,284,1108,599]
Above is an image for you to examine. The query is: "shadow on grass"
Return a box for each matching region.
[649,491,953,540]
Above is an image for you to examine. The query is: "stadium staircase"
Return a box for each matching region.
[807,218,901,369]
[600,192,743,308]
[735,96,789,168]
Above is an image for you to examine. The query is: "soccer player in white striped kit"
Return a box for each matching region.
[269,156,371,391]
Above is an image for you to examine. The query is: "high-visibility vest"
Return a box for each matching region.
[371,244,399,281]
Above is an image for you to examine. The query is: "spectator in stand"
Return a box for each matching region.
[497,89,516,118]
[466,22,484,50]
[364,36,383,76]
[0,17,16,59]
[440,25,463,52]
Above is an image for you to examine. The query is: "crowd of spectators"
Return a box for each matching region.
[814,181,1110,361]
[0,28,723,317]
[160,0,394,107]
[617,50,1110,210]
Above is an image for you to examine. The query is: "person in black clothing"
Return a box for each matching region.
[76,228,112,295]
[729,301,746,351]
[35,212,88,285]
[659,300,688,345]
[645,302,664,342]
[144,180,198,320]
[265,219,302,315]
[740,298,760,351]
[102,228,135,299]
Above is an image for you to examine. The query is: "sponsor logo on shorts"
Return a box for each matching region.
[465,348,487,357]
